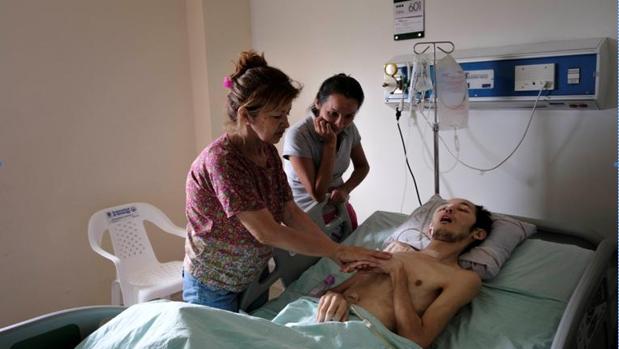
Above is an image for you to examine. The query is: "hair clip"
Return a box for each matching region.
[223,76,233,89]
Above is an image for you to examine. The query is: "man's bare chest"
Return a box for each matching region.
[398,254,449,313]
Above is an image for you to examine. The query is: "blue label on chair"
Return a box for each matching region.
[106,206,139,223]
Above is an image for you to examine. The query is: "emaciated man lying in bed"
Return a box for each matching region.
[316,198,493,348]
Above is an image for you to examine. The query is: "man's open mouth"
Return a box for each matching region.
[440,215,453,224]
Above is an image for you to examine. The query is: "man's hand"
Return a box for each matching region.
[313,117,336,145]
[317,291,350,322]
[332,245,391,272]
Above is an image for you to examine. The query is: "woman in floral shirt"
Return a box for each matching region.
[183,51,390,312]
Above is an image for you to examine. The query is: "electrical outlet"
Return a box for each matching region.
[514,63,555,91]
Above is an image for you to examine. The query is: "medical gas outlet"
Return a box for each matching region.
[514,63,555,91]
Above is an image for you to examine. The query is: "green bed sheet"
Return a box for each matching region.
[76,298,419,349]
[77,211,593,349]
[252,211,593,348]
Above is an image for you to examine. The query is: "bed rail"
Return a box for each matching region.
[0,306,125,349]
[550,237,615,349]
[507,214,604,248]
[510,215,615,349]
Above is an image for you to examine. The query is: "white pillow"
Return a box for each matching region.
[384,195,536,280]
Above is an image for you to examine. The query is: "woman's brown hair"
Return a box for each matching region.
[225,51,301,131]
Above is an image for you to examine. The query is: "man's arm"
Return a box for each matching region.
[316,272,369,322]
[390,267,481,348]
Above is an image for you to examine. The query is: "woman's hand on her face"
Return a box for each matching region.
[332,245,391,272]
[313,117,336,145]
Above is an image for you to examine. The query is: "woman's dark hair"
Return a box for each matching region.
[225,51,301,130]
[310,73,364,116]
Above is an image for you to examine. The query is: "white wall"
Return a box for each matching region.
[250,0,617,239]
[0,0,197,327]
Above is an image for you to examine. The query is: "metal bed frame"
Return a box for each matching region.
[0,205,614,349]
[511,215,615,349]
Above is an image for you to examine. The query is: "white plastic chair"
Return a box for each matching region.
[88,202,186,306]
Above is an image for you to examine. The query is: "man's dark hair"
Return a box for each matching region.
[473,205,493,233]
[465,205,493,251]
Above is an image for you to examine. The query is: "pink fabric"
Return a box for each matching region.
[346,203,358,230]
[184,134,292,292]
[223,76,233,89]
[323,202,358,231]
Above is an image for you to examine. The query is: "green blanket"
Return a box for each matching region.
[76,299,420,349]
[252,211,594,349]
[78,211,594,349]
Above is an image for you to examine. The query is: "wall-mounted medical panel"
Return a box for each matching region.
[454,38,610,109]
[383,62,411,105]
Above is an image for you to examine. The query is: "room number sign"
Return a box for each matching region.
[393,0,425,41]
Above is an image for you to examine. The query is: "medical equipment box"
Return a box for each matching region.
[384,38,611,110]
[455,37,610,109]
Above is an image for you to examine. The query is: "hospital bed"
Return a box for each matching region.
[0,201,614,348]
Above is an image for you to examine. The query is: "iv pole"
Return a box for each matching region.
[413,41,455,196]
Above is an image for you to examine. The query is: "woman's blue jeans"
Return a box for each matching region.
[182,271,240,312]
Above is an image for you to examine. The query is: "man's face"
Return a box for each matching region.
[428,199,477,242]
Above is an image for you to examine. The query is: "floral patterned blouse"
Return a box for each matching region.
[184,134,292,292]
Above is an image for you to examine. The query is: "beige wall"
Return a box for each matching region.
[0,0,194,326]
[202,0,252,146]
[186,0,213,152]
[251,0,617,239]
[188,0,252,151]
[0,0,251,327]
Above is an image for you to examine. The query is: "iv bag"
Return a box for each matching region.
[436,54,469,130]
[411,54,433,105]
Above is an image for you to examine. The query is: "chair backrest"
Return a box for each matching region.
[88,203,160,276]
